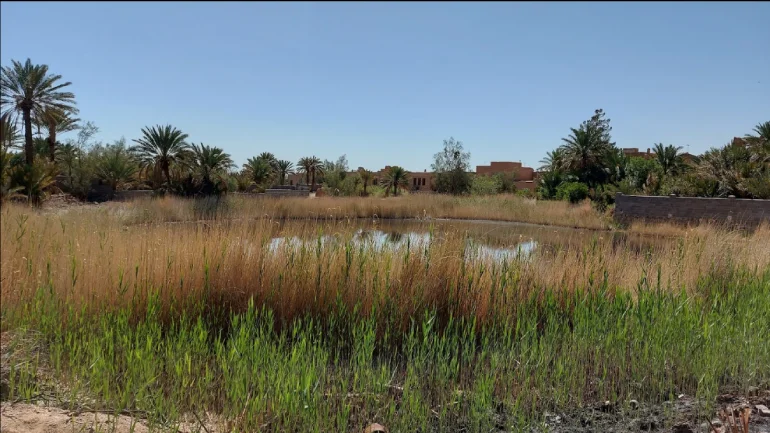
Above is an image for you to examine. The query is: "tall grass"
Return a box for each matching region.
[89,194,610,230]
[2,201,769,431]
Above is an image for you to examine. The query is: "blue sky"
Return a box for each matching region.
[2,2,768,171]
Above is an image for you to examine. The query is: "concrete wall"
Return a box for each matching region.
[614,193,770,226]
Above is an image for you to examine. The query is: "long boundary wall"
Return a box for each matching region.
[614,193,770,226]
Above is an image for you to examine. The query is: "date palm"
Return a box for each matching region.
[130,125,190,187]
[34,106,80,162]
[744,121,770,147]
[243,156,274,186]
[297,156,324,190]
[538,148,565,172]
[276,159,294,185]
[1,113,21,151]
[257,152,279,170]
[1,59,77,165]
[190,143,234,187]
[560,127,606,185]
[358,168,373,195]
[96,143,139,191]
[381,165,409,196]
[653,143,684,177]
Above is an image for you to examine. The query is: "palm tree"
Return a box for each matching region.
[538,148,565,172]
[96,144,139,191]
[358,168,373,195]
[130,125,190,187]
[297,157,312,186]
[1,113,21,151]
[560,127,607,185]
[34,106,80,162]
[744,121,770,147]
[190,143,234,186]
[308,156,324,191]
[257,152,279,170]
[381,166,409,196]
[297,156,324,190]
[243,157,274,186]
[652,143,684,177]
[1,59,77,165]
[276,159,294,185]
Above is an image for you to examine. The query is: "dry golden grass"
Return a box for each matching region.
[94,194,611,229]
[3,200,769,331]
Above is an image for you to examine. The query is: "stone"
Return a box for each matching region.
[757,404,770,417]
[364,423,388,433]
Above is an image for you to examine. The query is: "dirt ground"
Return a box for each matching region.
[0,402,224,433]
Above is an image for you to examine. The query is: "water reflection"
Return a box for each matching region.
[255,218,670,263]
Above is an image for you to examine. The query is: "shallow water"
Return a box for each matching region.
[261,219,668,262]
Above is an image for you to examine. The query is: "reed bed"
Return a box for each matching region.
[88,194,610,230]
[2,200,769,432]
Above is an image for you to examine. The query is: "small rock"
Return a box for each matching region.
[757,404,770,417]
[678,393,686,400]
[748,386,759,395]
[364,423,388,433]
[629,399,639,409]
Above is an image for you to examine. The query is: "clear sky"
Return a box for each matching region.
[2,2,768,172]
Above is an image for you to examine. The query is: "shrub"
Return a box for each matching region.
[470,174,501,196]
[556,181,589,204]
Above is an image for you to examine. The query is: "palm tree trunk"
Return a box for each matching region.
[311,169,316,191]
[47,123,57,163]
[22,107,34,165]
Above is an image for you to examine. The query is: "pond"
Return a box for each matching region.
[262,218,670,262]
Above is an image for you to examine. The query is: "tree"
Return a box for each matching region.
[1,59,77,165]
[381,165,409,196]
[297,156,324,190]
[276,159,294,185]
[432,137,471,195]
[559,127,608,186]
[243,157,274,187]
[744,121,770,147]
[358,168,373,196]
[190,143,234,194]
[1,113,21,151]
[538,148,565,172]
[35,106,80,162]
[130,125,190,187]
[257,152,279,171]
[95,139,139,192]
[624,156,659,192]
[653,143,685,177]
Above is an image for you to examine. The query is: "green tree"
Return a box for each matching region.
[1,59,77,166]
[298,156,324,190]
[381,165,410,196]
[190,143,234,194]
[34,106,80,163]
[276,159,294,185]
[243,157,274,187]
[358,168,373,196]
[257,152,279,171]
[130,125,190,188]
[652,143,685,177]
[560,127,608,186]
[624,156,659,191]
[95,139,139,191]
[538,148,565,172]
[432,137,471,195]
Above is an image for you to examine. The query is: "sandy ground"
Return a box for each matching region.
[1,402,151,433]
[0,402,224,433]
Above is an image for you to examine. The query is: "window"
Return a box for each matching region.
[422,178,426,186]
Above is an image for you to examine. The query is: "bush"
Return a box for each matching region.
[590,184,618,212]
[470,174,501,196]
[556,182,589,204]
